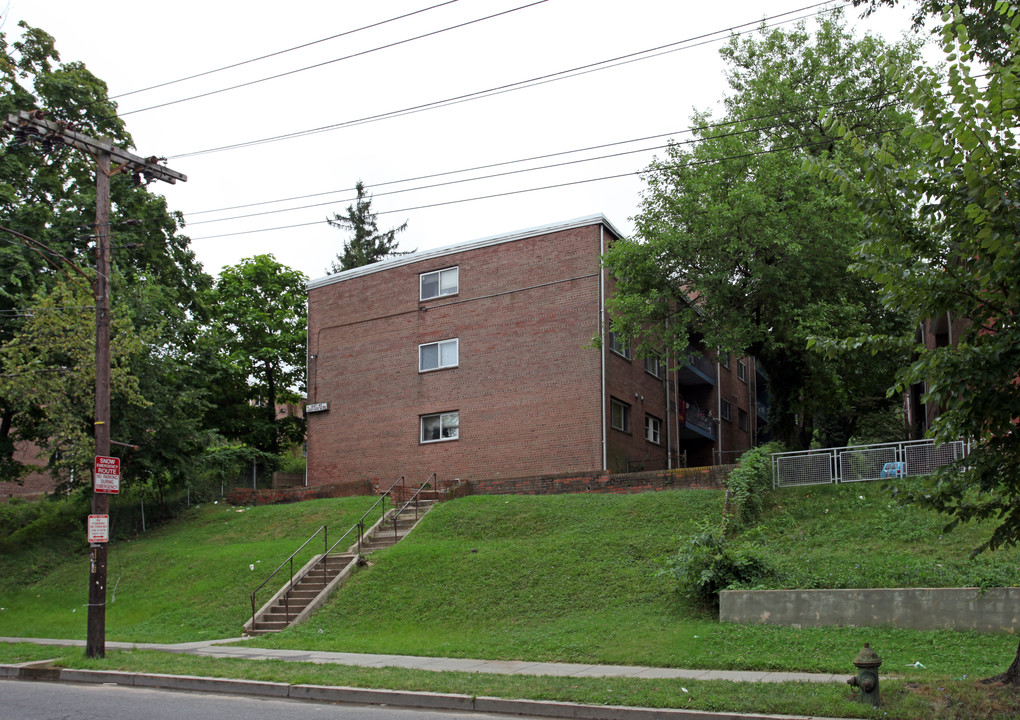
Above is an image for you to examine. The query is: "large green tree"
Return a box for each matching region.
[604,14,919,449]
[812,3,1020,682]
[0,20,213,489]
[325,180,411,273]
[209,255,307,456]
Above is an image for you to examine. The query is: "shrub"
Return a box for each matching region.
[727,441,785,528]
[665,530,774,610]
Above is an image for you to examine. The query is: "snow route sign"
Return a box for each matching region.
[94,455,120,494]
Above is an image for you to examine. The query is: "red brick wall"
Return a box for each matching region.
[307,223,611,489]
[468,464,732,495]
[0,440,57,502]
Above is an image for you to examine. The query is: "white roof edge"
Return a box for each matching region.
[306,214,625,291]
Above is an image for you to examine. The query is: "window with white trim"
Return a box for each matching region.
[610,398,631,432]
[608,332,631,359]
[737,358,747,382]
[721,399,732,422]
[419,338,459,372]
[420,267,459,300]
[421,411,459,443]
[644,354,663,378]
[645,414,662,444]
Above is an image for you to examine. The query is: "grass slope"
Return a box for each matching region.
[0,496,378,642]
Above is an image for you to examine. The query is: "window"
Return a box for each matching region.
[720,353,730,370]
[611,398,631,432]
[608,332,631,359]
[737,358,747,382]
[420,267,459,300]
[644,354,663,378]
[421,411,459,443]
[721,399,732,422]
[419,338,459,372]
[738,408,749,432]
[645,414,662,444]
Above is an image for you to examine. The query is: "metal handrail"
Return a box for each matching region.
[249,525,327,629]
[248,474,407,631]
[389,472,437,540]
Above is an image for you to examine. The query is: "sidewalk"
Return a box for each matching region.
[2,636,851,720]
[2,635,844,684]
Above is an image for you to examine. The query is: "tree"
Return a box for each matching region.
[0,20,215,489]
[209,255,307,456]
[325,180,411,273]
[603,14,919,449]
[811,3,1020,683]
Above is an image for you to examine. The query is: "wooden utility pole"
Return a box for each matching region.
[4,110,186,658]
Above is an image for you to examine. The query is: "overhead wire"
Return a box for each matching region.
[119,0,550,117]
[189,124,898,241]
[184,90,895,226]
[109,0,462,101]
[167,1,846,159]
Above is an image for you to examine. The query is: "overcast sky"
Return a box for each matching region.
[4,0,924,282]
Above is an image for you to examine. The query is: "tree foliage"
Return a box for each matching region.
[209,255,307,456]
[604,14,919,448]
[325,180,411,273]
[0,20,214,490]
[810,3,1020,555]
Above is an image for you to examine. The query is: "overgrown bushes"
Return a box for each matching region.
[726,441,785,528]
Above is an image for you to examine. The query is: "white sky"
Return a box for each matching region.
[3,0,923,283]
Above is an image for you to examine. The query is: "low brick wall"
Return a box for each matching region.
[467,465,732,496]
[272,472,305,489]
[720,587,1020,633]
[228,481,372,506]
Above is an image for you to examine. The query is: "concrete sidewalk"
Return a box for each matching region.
[2,636,843,684]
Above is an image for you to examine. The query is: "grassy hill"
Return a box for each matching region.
[1,482,1018,678]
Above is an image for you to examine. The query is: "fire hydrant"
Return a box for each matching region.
[847,643,882,706]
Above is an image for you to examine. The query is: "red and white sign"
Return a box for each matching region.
[93,455,120,494]
[88,514,109,543]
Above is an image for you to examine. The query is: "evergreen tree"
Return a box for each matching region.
[325,181,411,273]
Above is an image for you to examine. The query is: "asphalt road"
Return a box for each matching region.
[0,680,516,720]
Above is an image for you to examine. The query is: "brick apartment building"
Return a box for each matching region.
[304,215,766,489]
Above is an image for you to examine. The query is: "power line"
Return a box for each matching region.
[168,1,845,159]
[109,0,462,101]
[185,91,894,225]
[120,0,549,117]
[189,128,893,241]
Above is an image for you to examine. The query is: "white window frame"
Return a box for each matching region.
[420,266,459,301]
[419,338,459,372]
[721,399,732,422]
[737,358,747,382]
[645,414,662,444]
[611,398,631,432]
[421,411,459,443]
[644,354,663,378]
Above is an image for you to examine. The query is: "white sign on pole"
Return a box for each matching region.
[88,514,109,543]
[94,455,120,494]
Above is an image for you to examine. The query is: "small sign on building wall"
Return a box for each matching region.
[305,402,329,413]
[88,514,109,543]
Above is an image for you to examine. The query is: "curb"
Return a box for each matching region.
[0,664,843,720]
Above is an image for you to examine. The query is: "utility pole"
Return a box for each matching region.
[4,110,186,658]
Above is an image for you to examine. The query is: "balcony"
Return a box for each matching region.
[679,401,715,441]
[676,350,716,386]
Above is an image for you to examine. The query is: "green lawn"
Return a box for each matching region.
[2,482,1019,719]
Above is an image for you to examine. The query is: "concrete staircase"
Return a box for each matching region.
[244,500,435,636]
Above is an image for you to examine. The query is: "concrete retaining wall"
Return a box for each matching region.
[720,587,1019,633]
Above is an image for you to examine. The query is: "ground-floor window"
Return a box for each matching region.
[421,411,459,442]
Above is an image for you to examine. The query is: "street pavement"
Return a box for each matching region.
[1,636,849,720]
